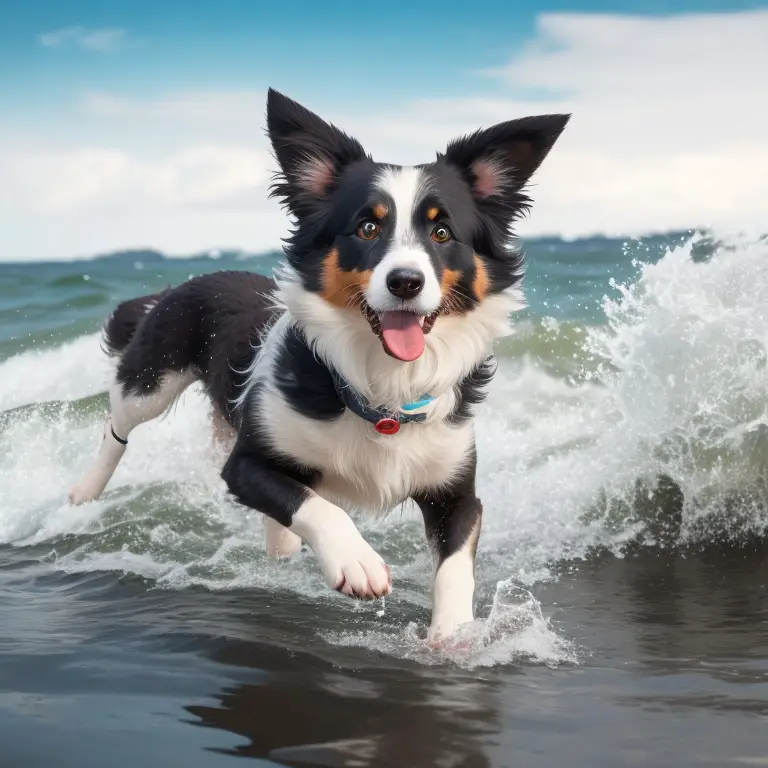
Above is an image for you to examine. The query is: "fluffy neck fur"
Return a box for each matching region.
[273,266,524,409]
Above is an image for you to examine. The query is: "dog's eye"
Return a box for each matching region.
[431,225,452,244]
[357,221,380,241]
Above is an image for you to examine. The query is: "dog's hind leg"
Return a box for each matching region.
[68,371,194,505]
[265,517,303,557]
[211,411,237,449]
[206,409,237,469]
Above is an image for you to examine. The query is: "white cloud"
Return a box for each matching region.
[3,145,268,212]
[5,9,768,260]
[38,26,128,53]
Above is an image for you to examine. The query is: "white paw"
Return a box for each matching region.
[427,614,473,644]
[68,420,126,506]
[428,548,476,643]
[265,518,303,557]
[320,535,391,600]
[67,481,102,506]
[67,463,117,506]
[290,497,392,600]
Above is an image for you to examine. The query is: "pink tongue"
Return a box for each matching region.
[379,311,425,362]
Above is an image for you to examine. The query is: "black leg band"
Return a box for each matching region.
[110,425,128,445]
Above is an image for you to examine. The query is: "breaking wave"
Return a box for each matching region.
[1,231,766,667]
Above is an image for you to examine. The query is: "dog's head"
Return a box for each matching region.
[266,88,569,363]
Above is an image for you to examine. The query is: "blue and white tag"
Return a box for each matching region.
[398,394,437,418]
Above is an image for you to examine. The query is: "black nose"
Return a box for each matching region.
[386,268,424,300]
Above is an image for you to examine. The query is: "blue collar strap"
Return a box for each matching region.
[330,368,435,436]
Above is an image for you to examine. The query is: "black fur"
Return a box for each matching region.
[273,327,345,422]
[266,87,371,226]
[77,88,570,627]
[104,267,492,437]
[222,393,322,529]
[108,271,277,427]
[279,157,386,294]
[448,357,497,426]
[442,114,569,215]
[412,445,482,565]
[265,87,570,309]
[102,289,170,357]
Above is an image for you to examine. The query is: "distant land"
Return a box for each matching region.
[4,227,753,265]
[93,247,278,263]
[86,230,706,264]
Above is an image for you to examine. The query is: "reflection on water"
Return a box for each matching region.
[1,538,767,767]
[187,642,499,767]
[173,540,768,767]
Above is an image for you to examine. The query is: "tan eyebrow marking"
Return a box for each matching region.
[373,203,388,220]
[426,207,440,221]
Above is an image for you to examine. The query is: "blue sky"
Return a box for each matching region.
[2,0,764,116]
[1,1,767,259]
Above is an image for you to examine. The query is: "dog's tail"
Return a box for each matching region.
[101,289,171,357]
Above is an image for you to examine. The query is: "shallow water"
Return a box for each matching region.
[2,542,766,767]
[1,232,767,766]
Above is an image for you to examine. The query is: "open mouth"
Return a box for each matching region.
[362,303,439,362]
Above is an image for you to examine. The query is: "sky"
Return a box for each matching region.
[1,0,767,261]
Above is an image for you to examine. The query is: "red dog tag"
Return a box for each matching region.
[374,418,400,435]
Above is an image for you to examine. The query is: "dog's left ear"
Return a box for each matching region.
[442,114,570,208]
[266,88,369,216]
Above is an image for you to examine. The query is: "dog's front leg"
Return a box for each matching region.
[222,444,391,600]
[412,465,482,642]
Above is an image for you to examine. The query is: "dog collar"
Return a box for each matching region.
[330,369,435,435]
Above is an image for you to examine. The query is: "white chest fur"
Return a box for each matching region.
[258,388,475,515]
[236,280,521,516]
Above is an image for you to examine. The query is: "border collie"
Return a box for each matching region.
[68,89,569,641]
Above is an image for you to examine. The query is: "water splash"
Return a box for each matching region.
[1,231,766,665]
[324,579,577,669]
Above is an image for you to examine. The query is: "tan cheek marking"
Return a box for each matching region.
[373,203,388,220]
[472,254,490,302]
[440,267,461,295]
[426,207,439,221]
[321,248,372,308]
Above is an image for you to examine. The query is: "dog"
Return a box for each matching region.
[68,88,569,641]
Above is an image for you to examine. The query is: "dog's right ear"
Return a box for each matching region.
[266,88,368,215]
[442,113,570,222]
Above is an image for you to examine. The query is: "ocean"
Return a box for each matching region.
[1,231,767,767]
